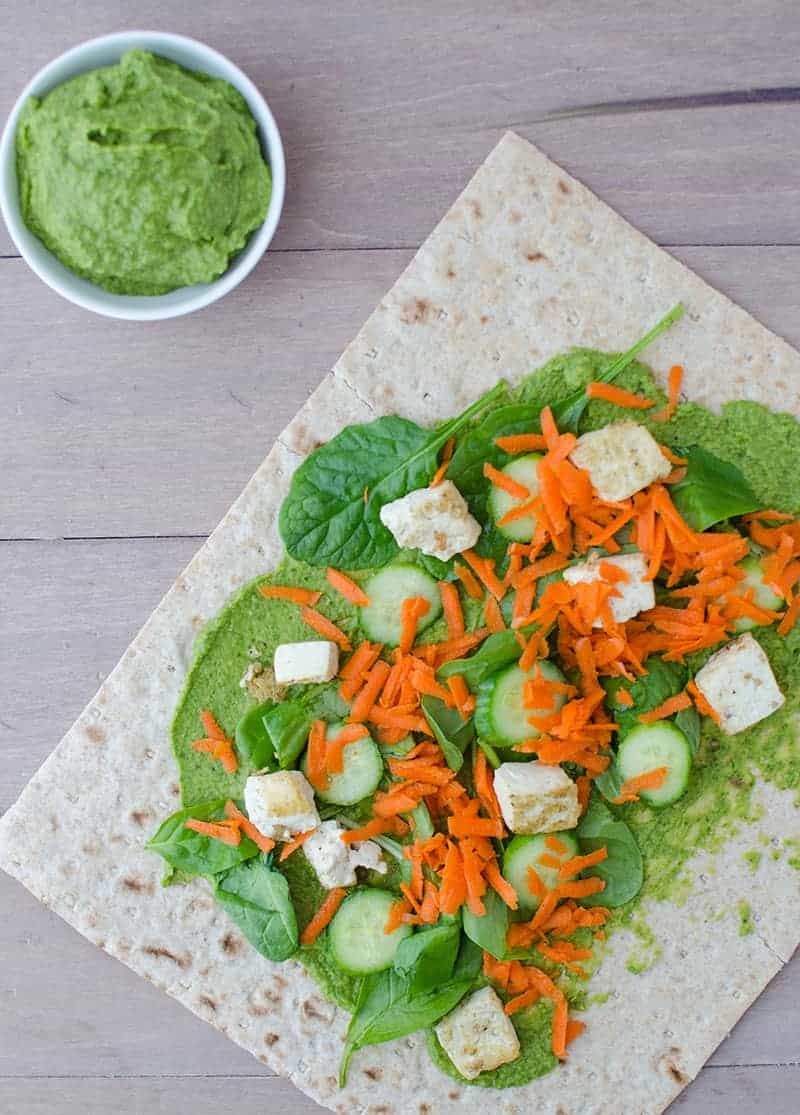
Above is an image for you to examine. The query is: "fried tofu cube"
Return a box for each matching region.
[379,480,481,562]
[570,420,671,501]
[273,640,339,686]
[493,761,580,834]
[563,550,655,625]
[693,633,784,734]
[435,987,520,1079]
[243,770,320,842]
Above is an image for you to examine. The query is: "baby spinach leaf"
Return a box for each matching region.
[261,701,312,769]
[409,800,435,841]
[279,384,505,569]
[438,630,521,687]
[340,937,481,1085]
[670,445,760,531]
[448,402,542,502]
[393,919,461,996]
[577,797,643,908]
[146,801,259,878]
[215,855,299,961]
[675,704,701,756]
[235,701,279,771]
[462,888,509,960]
[421,695,475,771]
[476,737,502,769]
[604,657,686,739]
[593,755,624,804]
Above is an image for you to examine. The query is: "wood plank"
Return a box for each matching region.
[1,1066,798,1114]
[0,536,798,1079]
[5,245,800,541]
[3,2,800,253]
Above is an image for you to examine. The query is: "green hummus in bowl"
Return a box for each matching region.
[0,32,286,319]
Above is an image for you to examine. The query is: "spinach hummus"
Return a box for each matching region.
[16,49,271,294]
[148,305,800,1090]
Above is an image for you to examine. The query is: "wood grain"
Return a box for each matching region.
[5,245,800,542]
[3,2,800,254]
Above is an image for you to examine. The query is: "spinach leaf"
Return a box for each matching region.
[235,701,279,771]
[593,755,624,804]
[552,303,684,433]
[438,630,521,687]
[448,402,541,503]
[146,801,259,878]
[409,800,435,841]
[462,888,509,960]
[215,855,299,961]
[577,797,643,907]
[279,384,504,569]
[670,445,760,531]
[340,937,481,1085]
[476,737,502,769]
[421,695,475,771]
[261,701,312,769]
[393,919,461,996]
[604,657,686,739]
[675,705,701,757]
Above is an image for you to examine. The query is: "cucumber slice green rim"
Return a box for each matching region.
[475,658,568,747]
[327,888,413,974]
[301,725,383,806]
[359,563,443,647]
[502,830,579,911]
[617,721,692,808]
[488,454,542,542]
[729,554,784,632]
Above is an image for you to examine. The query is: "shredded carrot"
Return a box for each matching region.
[439,581,465,639]
[614,766,668,804]
[615,688,634,707]
[586,382,655,410]
[453,561,484,600]
[439,841,467,915]
[306,719,329,792]
[278,830,313,862]
[566,1019,587,1046]
[473,748,502,823]
[447,674,475,719]
[385,896,413,933]
[399,596,431,654]
[778,592,800,636]
[340,817,401,843]
[504,988,539,1015]
[348,660,392,723]
[687,679,721,724]
[484,860,518,909]
[300,606,352,650]
[430,437,456,487]
[339,642,383,701]
[326,723,369,774]
[638,691,692,723]
[558,877,606,899]
[193,711,238,774]
[484,462,530,501]
[545,834,569,855]
[652,364,684,422]
[527,866,546,899]
[495,433,548,453]
[448,814,504,838]
[326,567,370,607]
[461,550,506,600]
[371,706,431,734]
[184,818,241,846]
[483,595,506,633]
[300,888,347,945]
[258,584,321,606]
[223,800,275,854]
[558,847,608,879]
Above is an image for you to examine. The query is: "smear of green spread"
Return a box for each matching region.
[738,900,755,936]
[743,851,762,873]
[16,49,271,294]
[169,348,800,1089]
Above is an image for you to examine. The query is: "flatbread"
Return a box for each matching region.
[1,132,798,1115]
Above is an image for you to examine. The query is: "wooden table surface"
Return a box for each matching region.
[2,2,799,1111]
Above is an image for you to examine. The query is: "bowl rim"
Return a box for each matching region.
[0,30,286,321]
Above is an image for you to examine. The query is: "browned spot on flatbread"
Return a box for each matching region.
[130,809,150,826]
[222,931,243,955]
[85,724,106,745]
[82,840,99,856]
[509,208,522,224]
[480,314,489,324]
[264,1032,280,1046]
[170,782,180,797]
[191,615,204,630]
[363,1067,382,1081]
[419,1105,432,1114]
[469,200,483,219]
[199,995,217,1012]
[122,876,154,895]
[370,1108,390,1114]
[446,266,456,279]
[302,998,333,1022]
[526,250,547,263]
[448,1092,460,1101]
[248,1003,269,1018]
[659,1048,689,1086]
[144,946,190,969]
[558,179,571,195]
[402,298,435,325]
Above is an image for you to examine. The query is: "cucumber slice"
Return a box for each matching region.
[359,563,443,646]
[503,830,579,912]
[617,721,692,808]
[328,888,412,974]
[731,554,784,632]
[475,658,568,747]
[488,454,542,542]
[302,724,383,805]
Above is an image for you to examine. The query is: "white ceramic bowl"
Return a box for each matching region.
[0,31,285,320]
